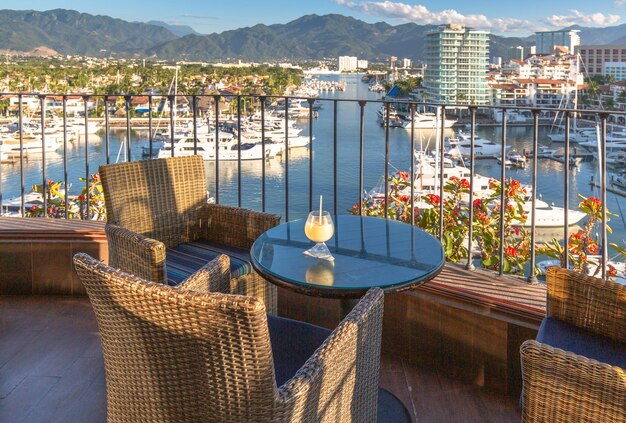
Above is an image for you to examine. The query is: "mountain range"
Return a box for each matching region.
[4,9,626,62]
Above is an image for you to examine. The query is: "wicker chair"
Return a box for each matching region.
[99,155,281,314]
[74,252,384,423]
[520,267,626,423]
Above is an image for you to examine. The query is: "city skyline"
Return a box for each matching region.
[2,0,626,36]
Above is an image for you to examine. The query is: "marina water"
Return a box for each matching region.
[2,74,626,257]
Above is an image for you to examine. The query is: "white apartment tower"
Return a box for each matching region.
[535,30,580,55]
[424,24,490,105]
[338,56,358,72]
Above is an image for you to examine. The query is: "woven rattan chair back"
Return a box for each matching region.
[546,266,626,343]
[74,253,277,423]
[100,155,207,247]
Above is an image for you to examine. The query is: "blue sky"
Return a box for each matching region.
[1,0,626,36]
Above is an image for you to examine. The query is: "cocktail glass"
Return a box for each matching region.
[303,211,334,261]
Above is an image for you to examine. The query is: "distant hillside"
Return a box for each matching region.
[146,21,198,37]
[4,9,626,61]
[147,14,525,61]
[0,9,177,56]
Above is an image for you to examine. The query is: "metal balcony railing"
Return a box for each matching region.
[0,92,622,282]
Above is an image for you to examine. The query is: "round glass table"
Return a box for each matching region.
[251,214,445,299]
[251,215,444,423]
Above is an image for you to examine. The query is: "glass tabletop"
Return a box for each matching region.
[250,215,445,298]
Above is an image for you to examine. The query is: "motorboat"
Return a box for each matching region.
[520,198,586,228]
[402,112,457,130]
[157,136,283,161]
[447,131,508,158]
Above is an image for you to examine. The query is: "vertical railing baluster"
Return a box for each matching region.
[148,95,153,158]
[358,101,366,216]
[499,108,507,275]
[467,106,477,271]
[563,112,571,271]
[104,96,110,164]
[284,97,289,221]
[528,109,540,284]
[333,100,338,215]
[39,95,47,216]
[192,95,198,155]
[214,95,220,204]
[410,104,416,226]
[18,95,24,217]
[62,96,68,219]
[260,96,266,212]
[308,98,314,212]
[83,96,90,219]
[384,102,390,219]
[237,95,242,208]
[438,106,446,240]
[125,95,132,161]
[168,95,175,158]
[600,113,609,280]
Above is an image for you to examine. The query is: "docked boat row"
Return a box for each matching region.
[376,106,457,129]
[148,110,312,161]
[369,149,586,228]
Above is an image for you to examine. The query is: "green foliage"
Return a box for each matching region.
[26,174,105,220]
[351,174,531,274]
[538,195,615,275]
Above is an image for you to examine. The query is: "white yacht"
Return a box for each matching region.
[520,198,586,228]
[447,131,508,158]
[402,112,457,130]
[157,136,283,161]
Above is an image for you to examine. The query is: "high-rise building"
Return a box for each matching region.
[402,58,412,68]
[424,24,490,105]
[338,56,358,72]
[357,59,368,69]
[535,30,580,55]
[504,46,525,62]
[576,45,626,76]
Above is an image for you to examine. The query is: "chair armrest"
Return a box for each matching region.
[105,224,167,284]
[546,267,626,343]
[177,254,231,294]
[199,204,281,250]
[274,288,384,422]
[520,340,625,423]
[230,272,278,316]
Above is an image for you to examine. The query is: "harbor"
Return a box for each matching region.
[2,74,626,249]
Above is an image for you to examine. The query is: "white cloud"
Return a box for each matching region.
[335,0,535,33]
[615,0,626,7]
[336,1,621,33]
[545,9,620,27]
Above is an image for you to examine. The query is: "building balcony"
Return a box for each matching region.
[0,91,623,422]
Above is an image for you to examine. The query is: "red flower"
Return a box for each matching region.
[77,195,86,201]
[460,178,470,189]
[472,199,483,208]
[47,179,55,186]
[396,171,409,181]
[513,226,520,236]
[587,244,599,255]
[476,212,489,224]
[607,264,618,277]
[426,194,440,206]
[30,205,38,211]
[397,195,410,203]
[505,246,519,258]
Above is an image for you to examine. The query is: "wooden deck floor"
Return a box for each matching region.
[0,296,521,423]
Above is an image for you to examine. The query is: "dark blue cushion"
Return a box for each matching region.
[267,315,332,386]
[537,317,626,368]
[166,240,252,286]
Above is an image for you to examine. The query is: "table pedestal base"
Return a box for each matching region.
[377,387,411,422]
